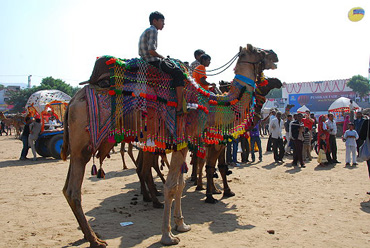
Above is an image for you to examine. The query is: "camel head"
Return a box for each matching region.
[237,44,278,71]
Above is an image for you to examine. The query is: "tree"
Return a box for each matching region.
[266,88,282,99]
[5,76,80,113]
[347,75,370,98]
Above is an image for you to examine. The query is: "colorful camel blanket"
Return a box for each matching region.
[86,56,254,156]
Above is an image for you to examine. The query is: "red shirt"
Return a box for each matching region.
[302,117,314,130]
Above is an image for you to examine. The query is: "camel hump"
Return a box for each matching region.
[84,56,112,88]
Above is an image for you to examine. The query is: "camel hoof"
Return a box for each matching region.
[223,189,235,198]
[153,201,164,209]
[175,223,191,232]
[122,167,128,170]
[190,176,196,182]
[196,185,205,191]
[161,233,180,246]
[205,196,218,204]
[212,188,222,194]
[91,238,107,248]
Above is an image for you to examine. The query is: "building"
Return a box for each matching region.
[0,85,21,112]
[282,79,354,115]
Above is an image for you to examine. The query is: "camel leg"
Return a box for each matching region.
[142,152,163,208]
[136,150,152,202]
[190,152,197,182]
[205,146,222,203]
[217,146,235,198]
[63,154,107,247]
[196,157,205,190]
[153,154,166,184]
[120,143,128,170]
[127,143,137,167]
[174,170,191,232]
[161,149,190,245]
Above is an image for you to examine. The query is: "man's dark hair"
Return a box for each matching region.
[149,11,165,25]
[194,49,205,58]
[36,118,41,123]
[200,54,211,63]
[287,114,292,118]
[25,117,30,122]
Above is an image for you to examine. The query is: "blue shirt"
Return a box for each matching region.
[250,124,260,137]
[138,25,159,62]
[354,118,364,133]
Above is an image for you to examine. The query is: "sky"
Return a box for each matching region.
[0,0,369,88]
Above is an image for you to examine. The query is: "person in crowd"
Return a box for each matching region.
[317,133,328,167]
[359,117,370,195]
[250,122,262,162]
[284,114,293,155]
[343,123,359,166]
[190,49,205,73]
[354,111,365,155]
[266,110,276,152]
[192,54,216,91]
[48,116,58,130]
[139,11,186,114]
[269,111,284,163]
[302,127,312,161]
[326,113,339,164]
[349,100,355,122]
[302,111,314,159]
[0,120,7,136]
[240,131,250,163]
[29,118,42,161]
[343,115,350,134]
[19,117,32,160]
[289,114,297,157]
[291,113,305,167]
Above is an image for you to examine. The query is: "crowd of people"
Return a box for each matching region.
[225,110,369,167]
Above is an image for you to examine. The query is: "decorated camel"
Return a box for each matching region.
[61,44,278,247]
[194,77,283,203]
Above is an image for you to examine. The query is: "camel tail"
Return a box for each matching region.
[61,104,70,161]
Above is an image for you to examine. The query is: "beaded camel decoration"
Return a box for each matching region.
[61,44,278,247]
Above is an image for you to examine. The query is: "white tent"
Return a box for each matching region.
[26,90,71,115]
[262,100,277,117]
[328,97,359,112]
[297,105,310,113]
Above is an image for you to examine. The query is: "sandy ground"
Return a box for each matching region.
[0,135,370,248]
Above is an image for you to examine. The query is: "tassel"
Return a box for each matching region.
[97,168,105,179]
[91,164,97,175]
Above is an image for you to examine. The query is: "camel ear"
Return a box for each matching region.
[239,46,243,53]
[247,44,253,51]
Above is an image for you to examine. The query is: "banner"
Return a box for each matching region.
[289,91,356,112]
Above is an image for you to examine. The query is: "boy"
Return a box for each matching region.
[192,54,216,91]
[190,49,205,73]
[138,11,186,114]
[343,123,359,166]
[302,127,312,161]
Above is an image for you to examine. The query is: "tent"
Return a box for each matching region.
[261,100,277,117]
[297,105,310,113]
[328,97,359,112]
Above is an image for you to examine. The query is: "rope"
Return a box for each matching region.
[193,53,239,77]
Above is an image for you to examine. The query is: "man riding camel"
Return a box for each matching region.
[139,11,186,115]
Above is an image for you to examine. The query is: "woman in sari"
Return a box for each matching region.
[343,115,350,134]
[317,115,330,155]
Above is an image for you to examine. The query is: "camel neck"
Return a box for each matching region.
[234,74,255,89]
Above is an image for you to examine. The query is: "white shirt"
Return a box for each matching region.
[268,114,276,135]
[325,119,337,135]
[269,118,284,139]
[48,119,57,130]
[343,129,359,147]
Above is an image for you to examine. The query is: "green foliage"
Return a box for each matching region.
[347,75,370,98]
[0,84,4,91]
[5,76,80,113]
[265,88,282,99]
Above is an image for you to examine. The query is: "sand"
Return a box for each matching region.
[0,135,369,247]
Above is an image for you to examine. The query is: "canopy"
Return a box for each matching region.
[26,90,71,114]
[328,97,359,112]
[297,105,310,113]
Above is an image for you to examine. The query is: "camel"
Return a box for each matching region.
[61,44,278,247]
[195,77,283,203]
[0,112,24,137]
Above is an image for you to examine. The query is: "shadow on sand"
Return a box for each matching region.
[0,157,59,168]
[65,176,255,247]
[360,200,370,214]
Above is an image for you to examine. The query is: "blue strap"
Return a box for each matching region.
[234,74,256,89]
